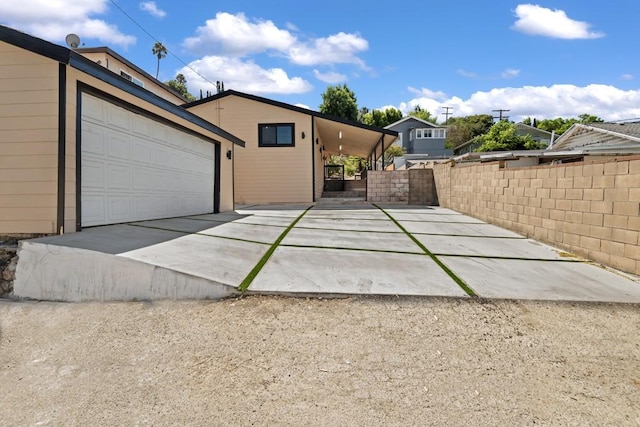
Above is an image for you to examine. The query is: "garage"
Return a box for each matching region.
[80,92,217,227]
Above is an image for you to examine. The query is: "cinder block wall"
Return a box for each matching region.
[367,170,437,205]
[433,157,640,275]
[368,171,409,203]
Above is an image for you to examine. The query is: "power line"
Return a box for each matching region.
[107,0,218,90]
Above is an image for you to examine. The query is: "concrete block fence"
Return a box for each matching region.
[432,157,640,276]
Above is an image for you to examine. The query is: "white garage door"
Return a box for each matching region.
[80,93,216,227]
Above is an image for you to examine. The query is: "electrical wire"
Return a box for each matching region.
[108,0,217,89]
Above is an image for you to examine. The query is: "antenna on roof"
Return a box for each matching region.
[65,34,81,49]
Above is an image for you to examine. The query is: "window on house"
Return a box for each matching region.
[258,123,295,147]
[120,70,144,88]
[413,128,446,139]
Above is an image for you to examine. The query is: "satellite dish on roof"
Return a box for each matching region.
[65,34,80,49]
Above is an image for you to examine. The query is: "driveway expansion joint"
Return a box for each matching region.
[237,206,313,292]
[374,204,478,297]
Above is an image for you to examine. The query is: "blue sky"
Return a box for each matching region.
[2,1,640,122]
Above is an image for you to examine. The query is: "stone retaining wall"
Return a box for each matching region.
[1,239,19,296]
[432,157,640,276]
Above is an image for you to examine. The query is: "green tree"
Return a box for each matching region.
[165,73,196,101]
[384,144,406,167]
[445,114,494,148]
[361,107,403,127]
[152,42,168,79]
[408,106,437,124]
[357,107,370,123]
[534,114,604,135]
[328,154,364,177]
[578,114,604,123]
[319,84,358,121]
[475,121,546,152]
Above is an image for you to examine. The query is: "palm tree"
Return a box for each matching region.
[152,42,167,79]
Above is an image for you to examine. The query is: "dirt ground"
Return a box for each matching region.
[1,295,639,426]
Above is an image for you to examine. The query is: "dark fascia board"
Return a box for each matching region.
[0,24,70,63]
[0,25,244,147]
[74,46,189,102]
[184,89,398,137]
[69,52,245,147]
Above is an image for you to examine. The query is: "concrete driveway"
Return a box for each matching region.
[13,204,640,303]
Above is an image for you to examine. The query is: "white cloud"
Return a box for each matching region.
[0,0,135,47]
[397,84,640,123]
[457,69,478,78]
[621,74,634,81]
[140,1,166,19]
[512,4,605,39]
[183,12,296,56]
[179,56,313,96]
[457,68,521,80]
[313,69,347,84]
[289,32,369,68]
[184,13,369,70]
[408,86,447,99]
[501,68,520,79]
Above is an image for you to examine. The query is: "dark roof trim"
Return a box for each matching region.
[184,89,398,137]
[74,46,188,102]
[0,25,70,63]
[68,52,244,147]
[0,24,244,147]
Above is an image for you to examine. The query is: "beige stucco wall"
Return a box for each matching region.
[0,41,60,234]
[433,157,640,276]
[188,96,314,204]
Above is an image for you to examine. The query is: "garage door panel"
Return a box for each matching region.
[81,93,216,227]
[81,161,106,189]
[107,164,131,190]
[107,132,131,161]
[81,123,106,155]
[106,103,130,132]
[82,196,106,224]
[107,196,132,222]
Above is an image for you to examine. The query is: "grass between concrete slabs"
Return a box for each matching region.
[374,204,477,297]
[237,206,313,292]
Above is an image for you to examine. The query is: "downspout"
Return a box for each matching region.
[56,63,67,235]
[380,134,385,170]
[311,116,316,202]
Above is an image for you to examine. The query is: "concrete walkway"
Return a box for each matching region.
[13,204,640,303]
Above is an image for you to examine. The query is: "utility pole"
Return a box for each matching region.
[441,106,453,124]
[492,109,510,121]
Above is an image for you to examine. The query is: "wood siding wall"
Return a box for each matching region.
[0,41,59,234]
[188,97,314,204]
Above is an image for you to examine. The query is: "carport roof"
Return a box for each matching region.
[184,90,398,159]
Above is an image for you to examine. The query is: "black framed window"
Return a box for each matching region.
[259,123,295,147]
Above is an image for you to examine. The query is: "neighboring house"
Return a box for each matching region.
[454,122,555,156]
[550,122,640,153]
[185,91,397,204]
[0,25,244,236]
[385,116,452,158]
